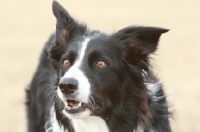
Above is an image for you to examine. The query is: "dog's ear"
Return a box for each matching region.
[52,1,87,46]
[49,1,87,69]
[114,27,169,55]
[112,26,168,62]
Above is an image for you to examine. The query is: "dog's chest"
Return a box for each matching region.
[72,116,109,132]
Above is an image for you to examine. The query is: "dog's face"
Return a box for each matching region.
[56,36,125,119]
[49,1,168,120]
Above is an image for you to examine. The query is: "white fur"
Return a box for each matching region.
[57,38,92,119]
[134,125,144,132]
[145,81,165,103]
[72,116,109,132]
[62,108,91,120]
[142,70,165,111]
[145,81,160,94]
[142,70,160,97]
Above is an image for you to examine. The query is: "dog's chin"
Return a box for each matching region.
[62,99,102,119]
[63,108,91,119]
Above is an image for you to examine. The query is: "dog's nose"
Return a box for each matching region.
[58,78,78,95]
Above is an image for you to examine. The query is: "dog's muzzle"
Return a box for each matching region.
[58,77,101,114]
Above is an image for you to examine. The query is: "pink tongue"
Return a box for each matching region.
[67,100,79,107]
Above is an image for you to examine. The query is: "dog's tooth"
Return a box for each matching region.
[78,102,82,107]
[64,101,68,106]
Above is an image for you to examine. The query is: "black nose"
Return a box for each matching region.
[58,78,78,95]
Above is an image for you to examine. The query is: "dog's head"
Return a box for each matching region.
[49,1,168,123]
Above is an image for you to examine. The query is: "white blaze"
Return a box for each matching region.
[57,38,92,119]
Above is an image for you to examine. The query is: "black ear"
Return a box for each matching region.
[113,26,168,57]
[49,1,87,69]
[52,1,87,46]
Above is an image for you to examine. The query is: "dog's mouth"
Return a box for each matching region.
[63,99,101,114]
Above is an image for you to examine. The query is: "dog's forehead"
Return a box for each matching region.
[86,37,110,51]
[65,37,86,52]
[66,36,113,60]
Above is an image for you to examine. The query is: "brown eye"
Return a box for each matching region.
[63,59,70,67]
[96,60,107,68]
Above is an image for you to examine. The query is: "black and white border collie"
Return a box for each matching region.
[26,1,171,132]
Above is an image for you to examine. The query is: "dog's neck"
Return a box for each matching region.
[48,107,145,132]
[48,107,109,132]
[72,116,109,132]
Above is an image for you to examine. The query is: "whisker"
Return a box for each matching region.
[89,96,96,110]
[91,89,103,99]
[46,88,57,99]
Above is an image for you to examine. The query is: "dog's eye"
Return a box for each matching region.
[63,59,70,67]
[96,60,107,68]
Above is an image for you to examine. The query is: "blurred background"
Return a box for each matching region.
[0,0,199,131]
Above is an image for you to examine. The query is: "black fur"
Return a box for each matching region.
[27,1,171,132]
[26,34,55,132]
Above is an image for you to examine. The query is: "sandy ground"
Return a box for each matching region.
[0,0,200,131]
